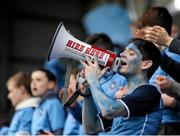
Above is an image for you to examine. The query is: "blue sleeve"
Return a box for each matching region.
[47,98,65,134]
[121,85,161,117]
[0,127,9,135]
[149,66,167,85]
[97,113,113,132]
[18,108,34,133]
[169,38,180,54]
[68,102,82,124]
[161,53,180,83]
[8,108,34,135]
[63,113,82,135]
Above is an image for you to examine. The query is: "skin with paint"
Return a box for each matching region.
[81,39,158,134]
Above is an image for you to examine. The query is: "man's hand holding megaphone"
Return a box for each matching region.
[47,22,121,72]
[80,55,110,87]
[64,54,109,107]
[47,22,121,106]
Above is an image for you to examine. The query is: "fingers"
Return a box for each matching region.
[80,54,95,66]
[80,53,100,69]
[93,53,98,65]
[153,25,166,31]
[155,75,166,85]
[80,60,88,68]
[155,75,172,90]
[114,86,128,99]
[136,29,145,39]
[156,75,166,81]
[101,67,110,76]
[144,28,160,39]
[85,55,93,65]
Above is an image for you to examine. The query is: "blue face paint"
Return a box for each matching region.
[126,43,142,61]
[119,43,143,77]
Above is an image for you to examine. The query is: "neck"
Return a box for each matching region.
[21,94,31,102]
[127,73,148,92]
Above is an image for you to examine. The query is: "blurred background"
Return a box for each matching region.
[1,0,180,121]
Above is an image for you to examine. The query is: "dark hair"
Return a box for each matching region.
[139,7,172,34]
[7,72,32,96]
[85,33,114,51]
[130,38,161,79]
[32,67,57,82]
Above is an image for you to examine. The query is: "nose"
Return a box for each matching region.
[120,51,126,58]
[7,93,11,100]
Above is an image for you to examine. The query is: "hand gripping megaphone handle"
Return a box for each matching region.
[47,22,121,106]
[64,87,91,107]
[64,74,91,107]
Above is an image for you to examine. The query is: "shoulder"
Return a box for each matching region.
[42,92,61,104]
[16,107,34,116]
[43,97,61,106]
[121,84,161,117]
[132,84,160,96]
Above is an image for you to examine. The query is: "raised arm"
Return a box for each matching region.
[142,26,173,47]
[161,53,180,83]
[80,56,128,119]
[82,95,102,134]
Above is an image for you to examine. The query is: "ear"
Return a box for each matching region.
[48,81,56,90]
[19,86,26,94]
[141,60,153,70]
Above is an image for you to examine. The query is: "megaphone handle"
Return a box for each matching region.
[62,58,72,106]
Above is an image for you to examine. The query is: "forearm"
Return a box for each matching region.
[89,79,127,119]
[69,102,82,124]
[161,53,180,83]
[170,81,180,97]
[83,96,101,135]
[169,38,180,54]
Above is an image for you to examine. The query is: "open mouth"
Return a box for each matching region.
[120,60,127,66]
[32,87,37,91]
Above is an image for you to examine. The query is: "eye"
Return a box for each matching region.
[128,50,136,56]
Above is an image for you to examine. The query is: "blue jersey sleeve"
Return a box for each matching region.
[63,113,82,135]
[68,102,82,124]
[97,113,113,132]
[47,98,65,134]
[18,108,34,133]
[9,108,34,135]
[121,85,161,117]
[149,67,167,85]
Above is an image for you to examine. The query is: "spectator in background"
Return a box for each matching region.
[62,68,84,135]
[140,25,180,82]
[154,75,180,98]
[137,6,180,135]
[0,72,39,135]
[44,59,66,90]
[138,25,180,102]
[0,116,9,135]
[31,68,65,135]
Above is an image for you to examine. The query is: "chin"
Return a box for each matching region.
[118,70,127,76]
[119,68,127,74]
[12,103,16,107]
[32,92,38,97]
